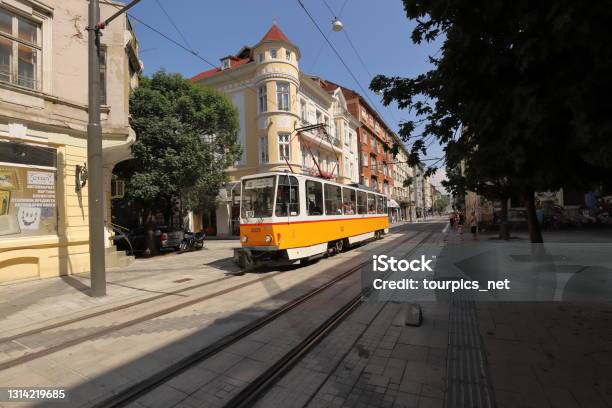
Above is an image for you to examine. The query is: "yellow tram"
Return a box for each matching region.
[233,172,390,269]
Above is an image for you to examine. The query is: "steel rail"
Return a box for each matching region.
[223,227,438,408]
[0,275,234,344]
[92,226,432,408]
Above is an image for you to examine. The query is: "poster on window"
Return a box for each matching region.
[0,166,57,237]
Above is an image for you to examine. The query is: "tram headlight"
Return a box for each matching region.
[264,234,272,243]
[240,235,248,243]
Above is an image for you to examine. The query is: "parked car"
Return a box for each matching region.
[114,226,184,254]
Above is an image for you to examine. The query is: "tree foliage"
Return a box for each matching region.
[125,71,240,252]
[371,0,612,242]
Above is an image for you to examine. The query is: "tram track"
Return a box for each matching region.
[223,227,438,408]
[0,225,420,373]
[93,224,438,408]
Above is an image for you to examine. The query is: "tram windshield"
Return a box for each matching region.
[241,176,275,219]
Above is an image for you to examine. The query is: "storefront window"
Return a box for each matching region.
[0,141,57,237]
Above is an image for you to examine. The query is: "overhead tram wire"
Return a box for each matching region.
[154,0,194,52]
[297,0,389,124]
[112,3,345,165]
[117,8,298,113]
[307,0,349,74]
[320,0,400,129]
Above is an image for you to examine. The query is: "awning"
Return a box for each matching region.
[387,198,400,208]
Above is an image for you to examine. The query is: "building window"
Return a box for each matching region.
[0,141,57,237]
[258,85,267,113]
[270,48,277,59]
[344,127,350,146]
[301,146,308,167]
[286,50,291,61]
[278,133,290,161]
[258,53,264,62]
[276,81,290,111]
[0,8,41,90]
[316,110,322,124]
[300,99,307,123]
[99,48,107,105]
[361,152,368,166]
[259,135,268,163]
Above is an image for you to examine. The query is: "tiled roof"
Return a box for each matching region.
[191,25,292,83]
[190,58,251,82]
[260,24,290,43]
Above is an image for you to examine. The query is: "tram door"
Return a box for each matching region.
[231,191,241,236]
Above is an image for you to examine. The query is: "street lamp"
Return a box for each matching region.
[332,18,343,32]
[87,0,142,297]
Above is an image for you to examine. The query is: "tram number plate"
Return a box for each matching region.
[251,228,261,232]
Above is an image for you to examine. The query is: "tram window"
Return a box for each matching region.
[276,175,300,217]
[306,180,323,215]
[377,195,384,214]
[342,188,356,215]
[357,191,367,214]
[241,176,275,218]
[367,193,376,214]
[324,184,342,215]
[383,197,388,214]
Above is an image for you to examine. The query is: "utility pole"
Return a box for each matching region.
[87,0,142,297]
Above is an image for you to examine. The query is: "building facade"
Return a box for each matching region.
[391,139,415,221]
[191,25,360,236]
[0,0,141,283]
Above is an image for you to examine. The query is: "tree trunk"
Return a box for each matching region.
[499,197,510,240]
[524,189,543,243]
[143,207,158,257]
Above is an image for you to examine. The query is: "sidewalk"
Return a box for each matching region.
[0,240,240,337]
[443,226,612,408]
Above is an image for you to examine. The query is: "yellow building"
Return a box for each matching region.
[0,0,141,283]
[192,25,359,236]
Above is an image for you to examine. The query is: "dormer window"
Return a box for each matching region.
[270,48,277,59]
[286,50,291,61]
[221,58,231,70]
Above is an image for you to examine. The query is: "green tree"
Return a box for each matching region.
[371,0,612,243]
[434,195,450,214]
[128,70,240,254]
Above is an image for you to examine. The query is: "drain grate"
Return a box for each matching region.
[173,278,193,283]
[445,292,497,408]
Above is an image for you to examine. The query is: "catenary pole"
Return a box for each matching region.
[87,0,142,297]
[87,0,104,296]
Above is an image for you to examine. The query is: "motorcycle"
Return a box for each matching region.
[178,230,206,252]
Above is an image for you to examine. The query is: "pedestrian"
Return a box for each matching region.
[468,211,479,241]
[449,212,455,230]
[457,211,465,239]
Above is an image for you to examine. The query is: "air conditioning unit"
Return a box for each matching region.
[111,179,125,198]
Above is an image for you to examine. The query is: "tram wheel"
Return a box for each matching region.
[334,239,344,253]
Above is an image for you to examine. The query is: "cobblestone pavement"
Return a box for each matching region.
[0,222,434,407]
[254,225,448,408]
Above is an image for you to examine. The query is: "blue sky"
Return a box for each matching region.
[127,0,446,188]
